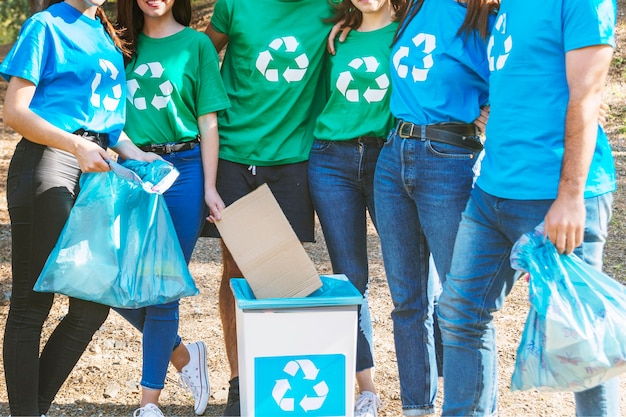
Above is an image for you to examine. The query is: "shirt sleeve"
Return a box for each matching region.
[210,0,233,35]
[563,0,616,52]
[196,35,231,115]
[0,16,49,84]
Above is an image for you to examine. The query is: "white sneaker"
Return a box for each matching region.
[179,341,210,415]
[354,391,380,417]
[133,403,164,417]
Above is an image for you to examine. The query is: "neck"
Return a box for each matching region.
[64,0,98,19]
[358,6,393,32]
[142,13,184,38]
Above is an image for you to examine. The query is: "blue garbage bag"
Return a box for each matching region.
[509,227,626,392]
[33,159,199,309]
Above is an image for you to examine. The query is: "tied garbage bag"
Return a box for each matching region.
[509,227,626,392]
[34,159,199,309]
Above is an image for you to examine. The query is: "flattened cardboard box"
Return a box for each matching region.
[215,184,322,299]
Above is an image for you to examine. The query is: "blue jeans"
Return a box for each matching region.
[373,130,479,415]
[115,146,206,389]
[308,138,383,373]
[438,186,619,416]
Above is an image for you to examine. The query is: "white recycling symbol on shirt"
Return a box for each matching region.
[272,359,329,412]
[487,13,513,71]
[336,56,389,103]
[256,36,309,83]
[90,59,123,111]
[393,33,437,82]
[126,62,173,110]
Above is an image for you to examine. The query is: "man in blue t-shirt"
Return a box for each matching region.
[437,0,619,415]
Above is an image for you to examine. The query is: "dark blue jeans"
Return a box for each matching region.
[308,138,383,373]
[4,139,110,416]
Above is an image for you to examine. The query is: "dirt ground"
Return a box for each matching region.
[0,2,625,416]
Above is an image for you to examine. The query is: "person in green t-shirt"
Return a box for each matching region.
[308,1,404,416]
[114,0,230,416]
[201,1,333,415]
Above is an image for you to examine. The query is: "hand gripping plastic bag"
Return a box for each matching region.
[509,227,626,392]
[33,159,199,309]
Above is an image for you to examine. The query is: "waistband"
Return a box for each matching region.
[396,121,483,152]
[73,128,109,150]
[139,137,200,155]
[319,136,385,147]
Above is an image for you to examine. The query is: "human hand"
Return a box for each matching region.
[74,140,112,172]
[543,196,586,254]
[205,187,226,223]
[598,101,608,128]
[327,20,350,55]
[474,105,490,134]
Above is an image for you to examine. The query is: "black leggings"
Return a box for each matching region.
[3,139,109,416]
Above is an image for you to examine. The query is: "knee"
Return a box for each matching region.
[145,301,179,322]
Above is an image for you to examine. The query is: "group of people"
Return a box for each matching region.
[0,0,619,417]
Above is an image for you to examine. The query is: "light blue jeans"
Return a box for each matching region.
[308,137,383,373]
[373,130,479,415]
[115,146,206,389]
[438,186,619,416]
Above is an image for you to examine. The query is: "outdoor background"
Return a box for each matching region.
[0,1,624,415]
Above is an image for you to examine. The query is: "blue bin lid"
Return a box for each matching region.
[231,275,363,310]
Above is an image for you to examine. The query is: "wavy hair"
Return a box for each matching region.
[393,0,499,45]
[116,0,192,60]
[328,0,408,30]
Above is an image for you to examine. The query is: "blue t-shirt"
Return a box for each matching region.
[389,0,492,125]
[0,2,126,146]
[478,0,617,200]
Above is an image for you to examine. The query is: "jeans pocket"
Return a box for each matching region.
[427,140,477,159]
[310,139,332,153]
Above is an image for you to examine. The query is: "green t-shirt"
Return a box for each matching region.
[212,0,333,165]
[124,27,230,146]
[314,23,397,140]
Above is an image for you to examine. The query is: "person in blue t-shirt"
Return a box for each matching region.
[0,1,158,415]
[437,0,619,415]
[371,0,494,414]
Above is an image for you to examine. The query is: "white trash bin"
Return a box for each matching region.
[231,274,362,417]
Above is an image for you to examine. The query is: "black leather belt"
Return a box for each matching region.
[139,138,199,155]
[397,121,483,152]
[74,128,109,150]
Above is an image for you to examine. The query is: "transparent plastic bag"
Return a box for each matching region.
[509,227,626,392]
[34,160,199,309]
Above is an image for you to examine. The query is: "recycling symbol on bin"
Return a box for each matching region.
[336,57,389,103]
[487,13,513,71]
[393,32,437,82]
[256,36,309,83]
[126,62,173,111]
[90,58,123,111]
[272,359,328,412]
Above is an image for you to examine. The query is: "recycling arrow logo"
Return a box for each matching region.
[487,13,513,71]
[255,36,309,83]
[126,62,173,111]
[90,58,123,111]
[393,32,437,82]
[336,56,389,103]
[272,359,328,412]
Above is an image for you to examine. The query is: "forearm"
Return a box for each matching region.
[199,113,220,191]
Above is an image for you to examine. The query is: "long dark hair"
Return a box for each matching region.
[393,0,499,45]
[328,0,408,30]
[116,0,192,60]
[48,0,128,54]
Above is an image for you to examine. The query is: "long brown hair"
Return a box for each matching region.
[48,0,128,55]
[393,0,499,45]
[116,0,192,60]
[327,0,408,30]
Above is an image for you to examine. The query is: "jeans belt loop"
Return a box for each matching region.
[421,125,426,140]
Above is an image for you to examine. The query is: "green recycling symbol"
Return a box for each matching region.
[255,36,309,83]
[126,62,173,111]
[90,58,123,111]
[272,359,328,412]
[393,32,436,82]
[487,13,513,71]
[336,56,389,103]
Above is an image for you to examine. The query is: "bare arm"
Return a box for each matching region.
[327,20,350,55]
[543,44,613,254]
[110,131,161,163]
[205,23,229,53]
[4,76,111,172]
[198,112,225,222]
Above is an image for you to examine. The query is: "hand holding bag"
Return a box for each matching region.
[509,227,626,392]
[33,159,199,309]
